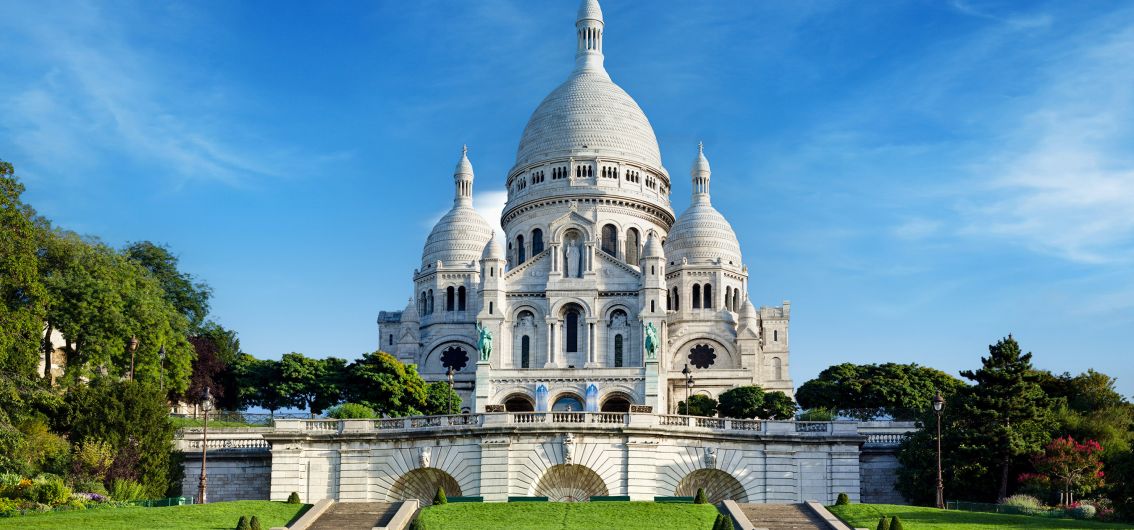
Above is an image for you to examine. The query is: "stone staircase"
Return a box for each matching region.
[737,503,830,530]
[307,502,401,530]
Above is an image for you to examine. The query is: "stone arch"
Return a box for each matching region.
[600,392,633,412]
[551,392,585,412]
[503,392,535,412]
[423,338,477,375]
[532,464,609,502]
[675,468,748,503]
[388,468,462,506]
[670,337,738,370]
[550,222,593,244]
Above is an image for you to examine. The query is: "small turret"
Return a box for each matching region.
[454,145,474,206]
[575,0,605,71]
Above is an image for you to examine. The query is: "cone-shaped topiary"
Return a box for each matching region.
[433,486,447,505]
[236,515,251,530]
[287,492,301,504]
[715,513,735,530]
[694,487,709,504]
[249,515,262,530]
[408,517,424,530]
[836,492,850,506]
[876,516,890,530]
[890,515,904,530]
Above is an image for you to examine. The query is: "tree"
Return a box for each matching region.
[1033,436,1105,505]
[717,386,765,419]
[958,336,1054,501]
[237,356,288,416]
[122,241,212,332]
[678,394,718,417]
[0,160,47,375]
[756,391,798,420]
[188,322,243,410]
[343,351,427,417]
[277,353,347,416]
[423,381,462,416]
[796,362,965,421]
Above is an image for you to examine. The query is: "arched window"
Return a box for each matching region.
[531,228,544,254]
[419,292,426,315]
[458,286,466,311]
[666,292,671,311]
[565,309,580,352]
[601,224,617,256]
[773,329,779,342]
[428,289,434,314]
[692,284,702,309]
[521,336,531,369]
[388,334,393,346]
[672,287,680,310]
[704,284,713,309]
[733,289,739,311]
[625,228,640,264]
[446,286,455,311]
[773,357,783,380]
[517,235,526,264]
[725,287,732,311]
[614,334,623,367]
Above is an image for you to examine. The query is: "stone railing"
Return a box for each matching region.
[175,430,272,452]
[863,433,907,447]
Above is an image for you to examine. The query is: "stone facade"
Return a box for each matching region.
[376,0,792,417]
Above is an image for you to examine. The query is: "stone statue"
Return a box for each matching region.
[476,323,493,361]
[419,447,431,468]
[563,433,575,465]
[644,322,659,360]
[704,447,717,469]
[564,241,578,278]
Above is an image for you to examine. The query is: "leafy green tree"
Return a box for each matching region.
[63,380,176,498]
[194,322,244,410]
[275,353,348,416]
[678,394,718,417]
[958,336,1054,501]
[326,403,376,419]
[123,241,212,332]
[237,356,288,416]
[344,351,427,417]
[0,161,47,375]
[796,362,965,420]
[756,391,798,420]
[423,381,462,416]
[717,386,765,419]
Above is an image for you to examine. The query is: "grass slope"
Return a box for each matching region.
[416,502,720,530]
[0,500,309,530]
[828,503,1134,530]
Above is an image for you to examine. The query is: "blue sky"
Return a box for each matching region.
[2,0,1132,397]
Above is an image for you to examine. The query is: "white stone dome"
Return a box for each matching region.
[514,67,662,170]
[664,144,742,266]
[421,148,494,269]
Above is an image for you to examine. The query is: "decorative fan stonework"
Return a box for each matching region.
[389,468,462,506]
[675,468,748,503]
[440,346,469,371]
[688,344,716,369]
[533,464,609,502]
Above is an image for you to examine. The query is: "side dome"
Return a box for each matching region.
[421,147,495,269]
[664,144,743,266]
[515,69,662,170]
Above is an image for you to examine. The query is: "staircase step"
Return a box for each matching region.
[308,502,400,530]
[738,503,828,530]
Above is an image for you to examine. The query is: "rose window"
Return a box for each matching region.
[688,344,716,369]
[441,346,469,371]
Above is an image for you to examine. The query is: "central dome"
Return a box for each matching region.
[515,69,662,170]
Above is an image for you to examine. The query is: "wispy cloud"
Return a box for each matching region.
[948,0,1052,30]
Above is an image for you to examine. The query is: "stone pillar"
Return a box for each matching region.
[626,437,660,500]
[475,359,491,412]
[479,436,511,502]
[337,442,371,501]
[585,319,597,367]
[764,446,796,504]
[544,319,557,368]
[269,444,305,502]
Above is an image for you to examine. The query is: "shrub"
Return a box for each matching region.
[712,513,734,530]
[71,439,115,482]
[890,515,904,530]
[110,478,145,501]
[433,486,447,505]
[30,476,71,505]
[287,491,301,504]
[0,497,20,516]
[875,516,890,530]
[679,395,718,417]
[235,515,251,530]
[694,487,709,504]
[408,518,424,530]
[72,478,109,496]
[1071,504,1097,520]
[250,515,263,530]
[1001,494,1042,510]
[835,492,850,506]
[798,408,836,421]
[326,403,376,419]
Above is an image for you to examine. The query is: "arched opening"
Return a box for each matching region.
[552,394,584,412]
[457,286,466,311]
[531,228,544,254]
[725,286,732,311]
[614,334,624,367]
[600,224,618,256]
[521,335,531,368]
[675,468,748,503]
[692,284,702,309]
[773,357,782,380]
[446,286,455,312]
[504,394,535,412]
[733,290,739,312]
[517,234,526,264]
[427,289,434,314]
[704,284,713,309]
[388,468,462,506]
[600,394,632,412]
[419,292,427,315]
[672,287,680,310]
[565,308,580,353]
[625,228,640,264]
[533,464,609,502]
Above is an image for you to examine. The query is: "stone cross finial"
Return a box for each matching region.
[462,144,468,156]
[698,141,703,154]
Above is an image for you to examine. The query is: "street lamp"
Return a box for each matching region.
[932,391,945,509]
[128,336,139,380]
[446,367,455,416]
[681,364,694,415]
[197,387,213,504]
[158,344,167,393]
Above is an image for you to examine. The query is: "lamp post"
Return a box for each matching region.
[933,391,945,509]
[197,387,213,504]
[446,366,455,416]
[158,344,167,392]
[681,364,694,415]
[128,336,139,380]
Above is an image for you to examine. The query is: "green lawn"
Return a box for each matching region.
[416,502,720,530]
[0,500,309,530]
[827,503,1133,530]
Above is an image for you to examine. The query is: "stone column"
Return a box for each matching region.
[544,319,557,368]
[626,438,660,500]
[585,319,597,367]
[479,437,511,502]
[269,444,305,502]
[337,442,371,501]
[475,358,491,412]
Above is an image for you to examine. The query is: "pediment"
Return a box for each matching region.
[504,250,552,289]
